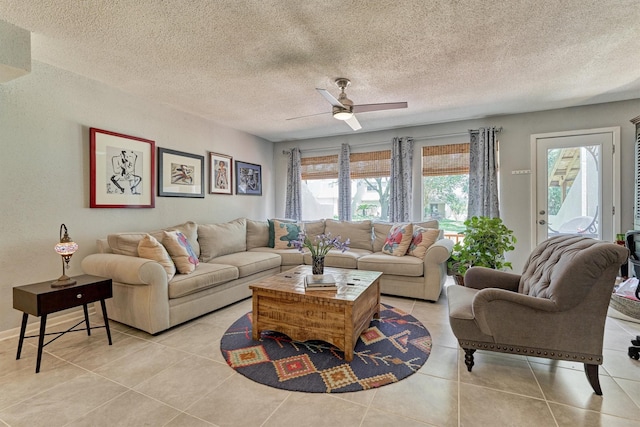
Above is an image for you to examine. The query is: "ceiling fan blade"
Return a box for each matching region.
[286,111,330,121]
[353,102,408,113]
[345,115,362,131]
[316,88,345,108]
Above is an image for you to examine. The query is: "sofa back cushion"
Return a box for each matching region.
[106,221,199,258]
[302,219,325,238]
[198,218,247,262]
[246,219,269,250]
[373,222,393,252]
[324,219,372,251]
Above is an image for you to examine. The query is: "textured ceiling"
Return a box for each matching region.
[1,0,639,142]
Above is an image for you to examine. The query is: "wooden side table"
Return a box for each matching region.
[13,274,113,373]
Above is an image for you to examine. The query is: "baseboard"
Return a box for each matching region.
[0,305,97,343]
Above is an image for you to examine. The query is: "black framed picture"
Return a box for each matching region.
[235,161,262,196]
[158,147,204,198]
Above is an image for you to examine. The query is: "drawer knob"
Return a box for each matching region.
[76,294,82,299]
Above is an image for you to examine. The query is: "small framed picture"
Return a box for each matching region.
[158,147,204,198]
[209,152,233,194]
[90,128,155,208]
[235,161,262,196]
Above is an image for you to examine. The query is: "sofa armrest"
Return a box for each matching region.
[81,253,168,287]
[423,238,454,267]
[464,266,521,291]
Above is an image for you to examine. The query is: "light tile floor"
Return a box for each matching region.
[1,279,640,426]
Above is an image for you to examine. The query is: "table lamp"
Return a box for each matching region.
[51,223,78,287]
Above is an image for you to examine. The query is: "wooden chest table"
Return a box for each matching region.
[250,265,382,361]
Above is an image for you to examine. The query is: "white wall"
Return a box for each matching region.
[0,61,274,334]
[275,99,640,273]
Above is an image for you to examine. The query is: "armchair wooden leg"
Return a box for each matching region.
[584,364,602,395]
[464,348,476,372]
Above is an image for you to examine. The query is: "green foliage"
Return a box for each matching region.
[447,216,517,276]
[423,175,468,220]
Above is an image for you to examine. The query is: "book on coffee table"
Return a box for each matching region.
[304,274,336,288]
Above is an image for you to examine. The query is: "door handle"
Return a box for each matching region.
[538,220,546,225]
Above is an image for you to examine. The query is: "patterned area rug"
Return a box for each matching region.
[220,304,431,393]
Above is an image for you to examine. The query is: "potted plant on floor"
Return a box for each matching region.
[447,216,517,286]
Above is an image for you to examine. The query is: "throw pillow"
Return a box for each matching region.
[137,234,176,281]
[407,227,440,259]
[382,223,413,256]
[267,218,297,248]
[163,230,199,274]
[273,220,302,249]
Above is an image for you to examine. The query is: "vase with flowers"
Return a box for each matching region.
[292,232,350,274]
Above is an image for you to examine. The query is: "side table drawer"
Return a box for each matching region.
[39,282,112,314]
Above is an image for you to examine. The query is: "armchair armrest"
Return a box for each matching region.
[472,288,559,335]
[464,266,521,291]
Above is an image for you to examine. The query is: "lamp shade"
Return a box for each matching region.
[333,111,354,121]
[54,240,78,256]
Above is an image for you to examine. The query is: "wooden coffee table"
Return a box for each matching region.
[250,265,382,361]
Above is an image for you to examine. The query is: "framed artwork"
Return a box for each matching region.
[235,161,262,196]
[90,128,155,208]
[209,152,233,194]
[158,147,204,198]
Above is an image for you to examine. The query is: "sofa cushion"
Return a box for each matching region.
[249,247,305,265]
[358,253,424,276]
[209,251,281,278]
[372,222,393,253]
[246,219,269,250]
[137,234,176,281]
[163,231,199,274]
[407,227,440,259]
[168,263,239,299]
[382,223,413,256]
[198,218,247,262]
[302,219,325,238]
[273,220,302,249]
[108,233,148,257]
[304,248,371,269]
[106,221,200,258]
[324,219,373,251]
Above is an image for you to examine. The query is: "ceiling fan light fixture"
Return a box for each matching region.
[333,110,354,121]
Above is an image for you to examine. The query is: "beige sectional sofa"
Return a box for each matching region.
[81,217,453,334]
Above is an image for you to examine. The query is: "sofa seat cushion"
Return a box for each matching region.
[358,252,424,276]
[209,251,281,278]
[304,248,371,269]
[249,247,305,265]
[168,263,239,299]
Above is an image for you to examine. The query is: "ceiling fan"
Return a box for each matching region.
[287,78,408,131]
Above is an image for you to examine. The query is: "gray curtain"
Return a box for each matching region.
[389,137,414,222]
[468,127,500,218]
[285,147,302,220]
[338,143,351,220]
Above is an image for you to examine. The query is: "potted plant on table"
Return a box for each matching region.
[293,232,350,275]
[447,216,517,286]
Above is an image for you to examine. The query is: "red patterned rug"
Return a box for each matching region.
[220,304,431,393]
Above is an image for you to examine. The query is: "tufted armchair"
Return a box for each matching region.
[447,235,628,395]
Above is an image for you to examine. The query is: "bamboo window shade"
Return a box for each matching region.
[301,150,391,180]
[422,144,470,176]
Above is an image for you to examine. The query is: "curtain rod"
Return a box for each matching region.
[282,126,502,154]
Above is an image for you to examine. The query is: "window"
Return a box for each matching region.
[422,144,470,235]
[300,150,391,221]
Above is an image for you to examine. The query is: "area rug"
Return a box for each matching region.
[220,304,431,393]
